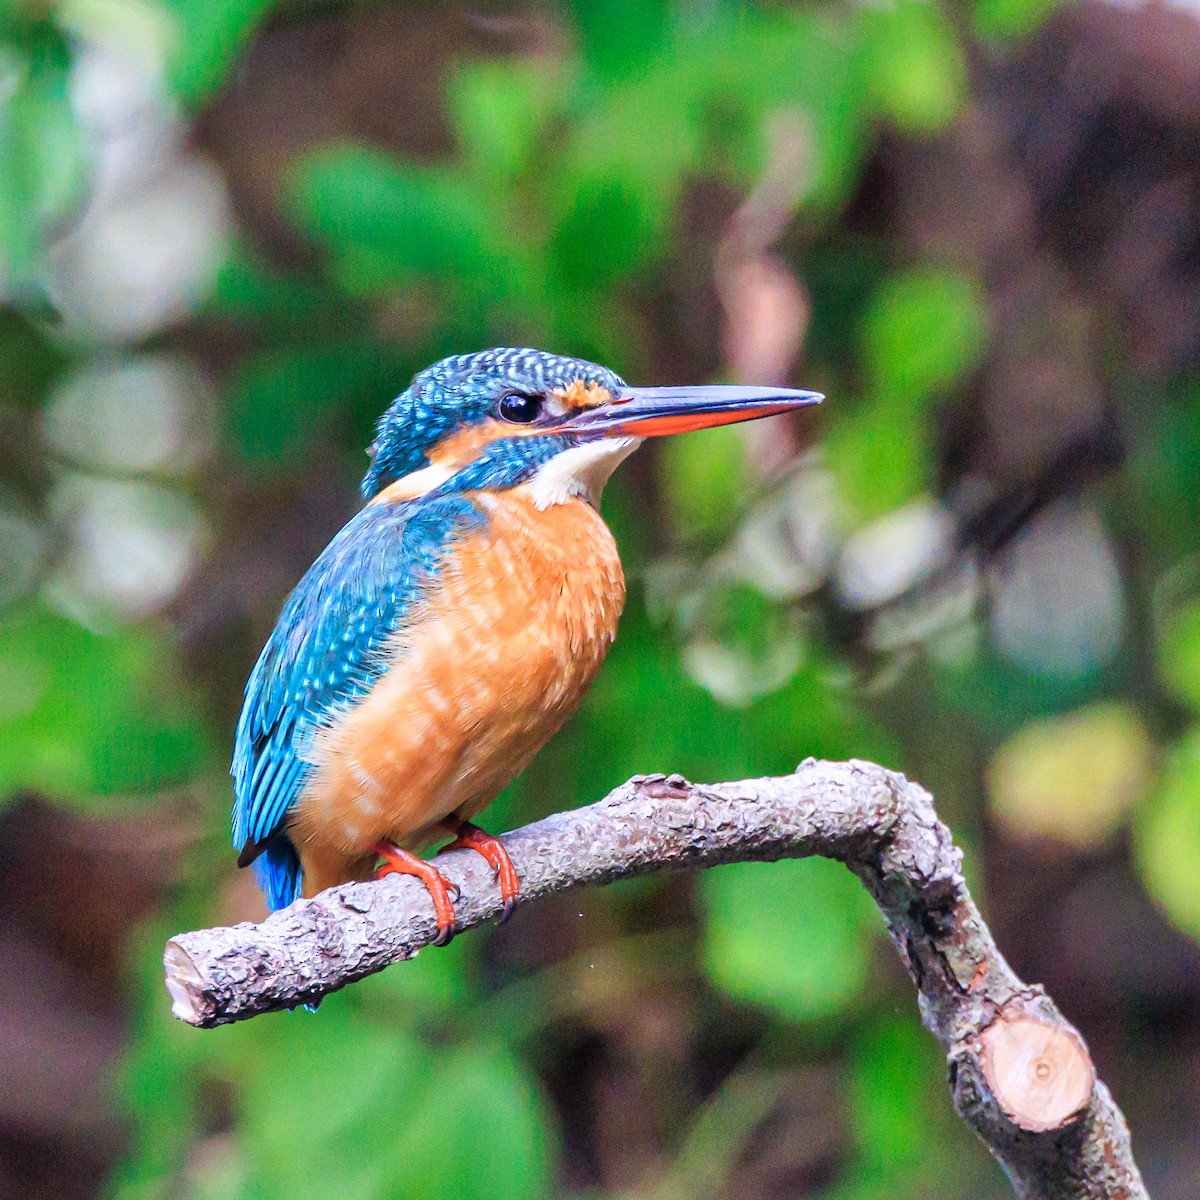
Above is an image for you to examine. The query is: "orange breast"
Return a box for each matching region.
[290,488,625,892]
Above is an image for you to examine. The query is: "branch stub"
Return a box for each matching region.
[164,940,208,1025]
[980,1013,1095,1133]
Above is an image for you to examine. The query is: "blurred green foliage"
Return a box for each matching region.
[702,858,877,1023]
[1136,732,1200,944]
[0,607,210,805]
[1,0,1195,1196]
[826,266,988,520]
[0,16,86,289]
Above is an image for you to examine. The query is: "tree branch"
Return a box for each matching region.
[164,758,1147,1199]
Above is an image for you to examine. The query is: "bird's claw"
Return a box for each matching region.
[439,821,521,922]
[372,840,459,946]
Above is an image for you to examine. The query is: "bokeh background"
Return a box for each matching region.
[2,0,1200,1196]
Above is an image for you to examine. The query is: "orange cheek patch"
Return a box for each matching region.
[553,379,613,411]
[428,419,516,468]
[376,418,542,505]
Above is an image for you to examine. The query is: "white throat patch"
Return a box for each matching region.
[526,437,641,509]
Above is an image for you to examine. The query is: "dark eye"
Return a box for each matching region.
[497,392,542,423]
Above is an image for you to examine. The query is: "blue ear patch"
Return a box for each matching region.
[426,433,577,497]
[362,380,477,498]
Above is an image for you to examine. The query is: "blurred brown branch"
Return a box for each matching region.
[165,760,1146,1199]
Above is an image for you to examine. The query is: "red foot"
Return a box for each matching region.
[373,841,459,946]
[438,821,520,923]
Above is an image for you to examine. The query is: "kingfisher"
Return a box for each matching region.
[232,348,820,941]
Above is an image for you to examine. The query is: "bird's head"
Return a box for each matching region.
[362,348,821,507]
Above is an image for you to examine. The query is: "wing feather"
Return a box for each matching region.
[231,494,485,892]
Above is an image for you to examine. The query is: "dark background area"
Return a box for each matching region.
[1,1,1199,1197]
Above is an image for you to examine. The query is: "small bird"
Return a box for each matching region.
[233,348,820,940]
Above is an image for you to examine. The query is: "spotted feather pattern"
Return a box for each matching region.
[235,347,632,911]
[288,488,625,898]
[231,495,485,908]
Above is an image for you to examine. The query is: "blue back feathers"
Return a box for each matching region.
[233,347,625,911]
[232,496,487,908]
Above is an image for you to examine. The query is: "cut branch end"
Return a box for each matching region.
[163,940,208,1025]
[981,1012,1096,1133]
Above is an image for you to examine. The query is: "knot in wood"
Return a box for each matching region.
[637,773,691,799]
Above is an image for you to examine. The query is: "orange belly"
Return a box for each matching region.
[289,488,625,895]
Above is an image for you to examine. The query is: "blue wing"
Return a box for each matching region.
[232,493,485,910]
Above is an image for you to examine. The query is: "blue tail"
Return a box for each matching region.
[253,838,303,912]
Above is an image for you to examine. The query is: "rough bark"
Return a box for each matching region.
[164,758,1147,1199]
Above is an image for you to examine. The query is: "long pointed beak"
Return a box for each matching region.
[557,384,823,439]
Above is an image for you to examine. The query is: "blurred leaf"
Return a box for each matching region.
[702,856,877,1023]
[933,632,1123,732]
[658,423,749,539]
[1136,730,1200,944]
[598,470,652,578]
[973,0,1063,41]
[20,34,87,218]
[206,241,339,325]
[569,0,670,74]
[824,394,930,521]
[0,29,87,287]
[413,1045,553,1200]
[0,306,67,407]
[1158,598,1200,712]
[552,8,867,292]
[448,59,561,185]
[355,927,478,1019]
[1123,379,1200,563]
[549,174,664,289]
[856,0,967,134]
[239,1005,552,1200]
[581,599,898,795]
[826,269,986,520]
[162,0,276,103]
[0,63,43,285]
[862,268,988,401]
[848,1016,937,1171]
[988,702,1155,850]
[225,342,398,472]
[284,145,530,306]
[816,1011,1009,1200]
[111,994,203,1194]
[676,581,805,705]
[0,606,211,804]
[804,236,889,372]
